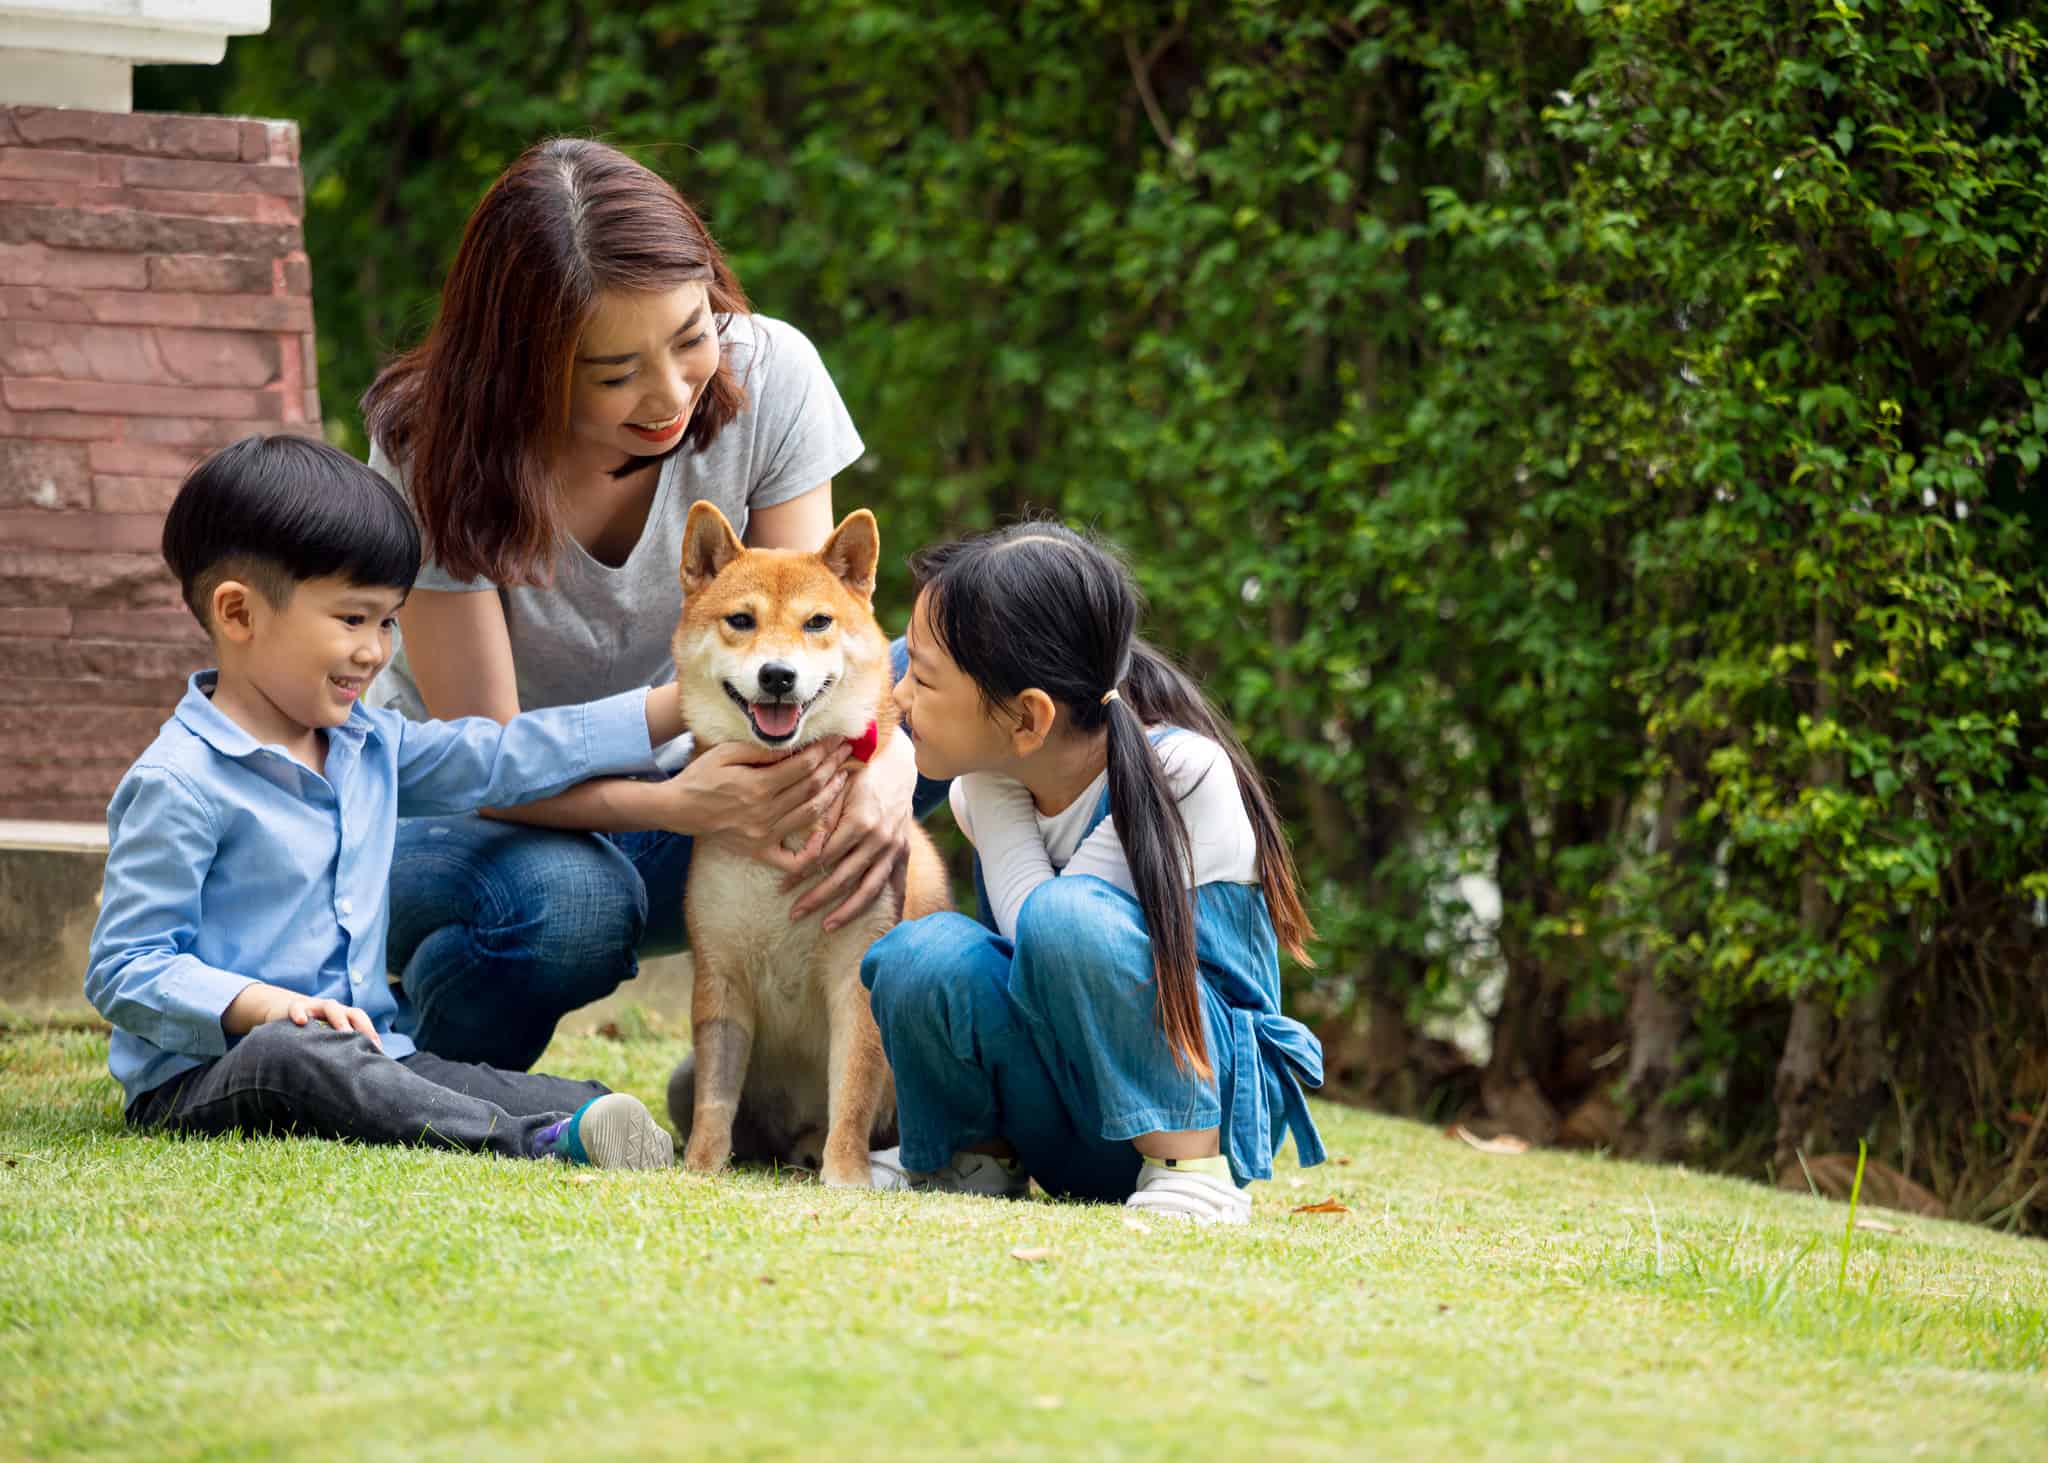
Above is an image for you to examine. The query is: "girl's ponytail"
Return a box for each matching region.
[1100,683,1209,1078]
[1122,642,1317,968]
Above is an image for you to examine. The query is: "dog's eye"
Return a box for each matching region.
[804,614,833,632]
[725,613,755,631]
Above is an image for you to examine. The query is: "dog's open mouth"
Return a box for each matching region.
[724,678,834,745]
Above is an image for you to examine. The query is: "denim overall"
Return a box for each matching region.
[861,739,1326,1200]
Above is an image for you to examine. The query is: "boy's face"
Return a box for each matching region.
[233,575,406,734]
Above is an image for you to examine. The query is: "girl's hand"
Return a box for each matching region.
[651,737,852,842]
[785,733,919,931]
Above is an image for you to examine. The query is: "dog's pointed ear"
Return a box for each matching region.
[682,500,744,597]
[818,510,879,604]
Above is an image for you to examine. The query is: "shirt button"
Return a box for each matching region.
[338,898,353,915]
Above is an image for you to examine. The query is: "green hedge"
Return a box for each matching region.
[143,0,2048,1226]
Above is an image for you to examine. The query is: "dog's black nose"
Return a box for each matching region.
[757,662,798,698]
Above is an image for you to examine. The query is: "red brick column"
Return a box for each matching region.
[0,105,321,822]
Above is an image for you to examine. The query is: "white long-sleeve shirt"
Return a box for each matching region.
[950,730,1259,941]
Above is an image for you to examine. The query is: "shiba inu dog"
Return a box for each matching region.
[664,501,950,1188]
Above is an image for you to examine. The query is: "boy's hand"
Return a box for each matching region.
[223,982,383,1050]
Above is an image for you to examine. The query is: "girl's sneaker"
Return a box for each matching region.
[1125,1156,1250,1224]
[532,1094,673,1170]
[869,1145,1029,1196]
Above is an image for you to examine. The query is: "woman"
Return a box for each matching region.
[361,137,924,1070]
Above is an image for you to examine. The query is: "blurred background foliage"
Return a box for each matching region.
[143,0,2048,1227]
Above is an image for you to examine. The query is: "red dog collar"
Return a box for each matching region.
[846,719,879,764]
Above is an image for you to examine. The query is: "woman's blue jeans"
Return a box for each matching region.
[386,639,946,1070]
[861,876,1228,1202]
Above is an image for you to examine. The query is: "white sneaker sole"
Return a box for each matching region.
[578,1094,674,1170]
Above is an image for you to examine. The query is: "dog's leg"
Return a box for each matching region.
[683,960,755,1174]
[819,965,891,1188]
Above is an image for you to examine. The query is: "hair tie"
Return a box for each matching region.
[1101,688,1121,706]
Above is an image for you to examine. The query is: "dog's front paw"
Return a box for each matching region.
[820,1154,874,1189]
[682,1133,732,1173]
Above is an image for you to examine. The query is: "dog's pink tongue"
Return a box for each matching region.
[752,701,800,737]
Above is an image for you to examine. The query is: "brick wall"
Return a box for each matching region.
[0,105,321,822]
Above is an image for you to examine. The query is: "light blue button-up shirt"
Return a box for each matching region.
[86,672,658,1105]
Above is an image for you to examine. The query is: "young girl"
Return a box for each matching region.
[863,523,1326,1222]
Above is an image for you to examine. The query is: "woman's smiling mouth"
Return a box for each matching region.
[625,415,684,444]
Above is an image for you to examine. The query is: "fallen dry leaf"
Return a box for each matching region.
[1122,1217,1153,1235]
[1855,1217,1903,1234]
[1452,1124,1531,1155]
[1334,1156,1352,1166]
[569,1174,599,1185]
[594,1021,623,1042]
[1286,1176,1308,1189]
[1291,1197,1350,1215]
[1009,1246,1052,1263]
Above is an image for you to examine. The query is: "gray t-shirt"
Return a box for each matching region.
[366,313,864,768]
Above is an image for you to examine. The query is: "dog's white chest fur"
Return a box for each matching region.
[689,842,843,1017]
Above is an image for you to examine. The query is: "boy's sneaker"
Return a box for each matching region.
[869,1145,1029,1197]
[1125,1156,1250,1224]
[533,1094,673,1170]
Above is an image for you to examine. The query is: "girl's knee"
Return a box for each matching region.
[1015,876,1138,951]
[864,913,1010,1053]
[862,912,989,998]
[1012,879,1149,1008]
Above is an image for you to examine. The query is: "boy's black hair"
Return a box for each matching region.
[162,434,422,630]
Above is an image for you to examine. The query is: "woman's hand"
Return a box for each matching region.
[783,732,919,931]
[649,737,853,842]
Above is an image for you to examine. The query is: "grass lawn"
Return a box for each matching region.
[3,1017,2044,1461]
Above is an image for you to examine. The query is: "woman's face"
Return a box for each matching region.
[566,283,720,467]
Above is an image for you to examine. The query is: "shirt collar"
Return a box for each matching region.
[172,670,375,762]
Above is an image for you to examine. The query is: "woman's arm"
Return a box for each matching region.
[399,588,521,722]
[398,587,730,834]
[744,481,834,550]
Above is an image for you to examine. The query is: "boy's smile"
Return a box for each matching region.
[208,574,406,769]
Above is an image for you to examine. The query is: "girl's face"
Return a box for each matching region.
[894,589,1023,781]
[566,284,720,468]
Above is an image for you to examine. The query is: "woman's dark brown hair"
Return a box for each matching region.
[362,137,750,585]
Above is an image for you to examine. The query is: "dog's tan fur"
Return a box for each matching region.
[664,502,948,1187]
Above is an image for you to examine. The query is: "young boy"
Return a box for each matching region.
[87,434,695,1168]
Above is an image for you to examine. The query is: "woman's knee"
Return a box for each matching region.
[395,818,646,985]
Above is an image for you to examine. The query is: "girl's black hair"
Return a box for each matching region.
[910,521,1315,1078]
[162,434,423,627]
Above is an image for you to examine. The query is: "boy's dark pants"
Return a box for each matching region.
[125,1021,614,1161]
